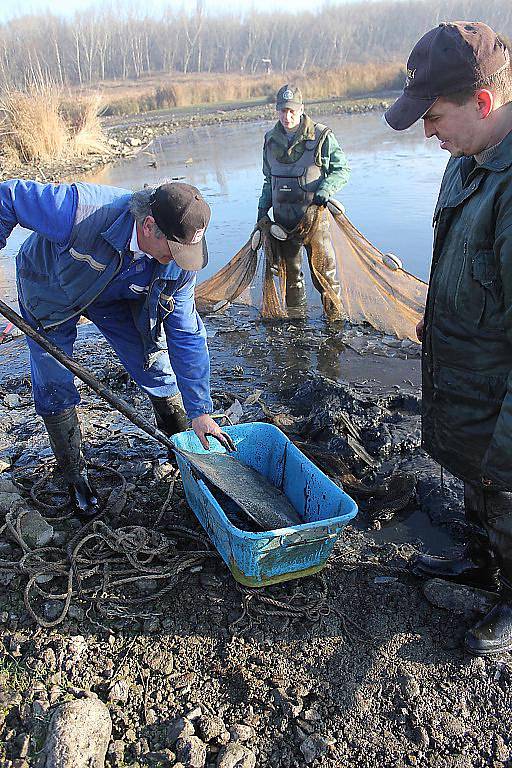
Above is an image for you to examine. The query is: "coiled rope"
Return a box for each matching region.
[0,464,332,629]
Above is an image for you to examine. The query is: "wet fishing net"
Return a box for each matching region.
[195,205,427,342]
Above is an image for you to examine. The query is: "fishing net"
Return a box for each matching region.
[195,205,427,342]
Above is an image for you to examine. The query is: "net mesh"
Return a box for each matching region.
[195,206,427,342]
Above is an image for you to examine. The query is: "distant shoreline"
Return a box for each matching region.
[0,93,394,185]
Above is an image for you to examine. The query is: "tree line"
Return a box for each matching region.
[0,0,510,89]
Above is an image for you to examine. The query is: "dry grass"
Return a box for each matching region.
[99,62,404,116]
[61,94,110,156]
[0,85,68,164]
[0,83,110,165]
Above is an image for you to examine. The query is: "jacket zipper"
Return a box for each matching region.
[454,241,468,312]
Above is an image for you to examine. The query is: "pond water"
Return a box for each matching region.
[0,110,447,308]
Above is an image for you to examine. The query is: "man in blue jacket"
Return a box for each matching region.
[0,179,232,517]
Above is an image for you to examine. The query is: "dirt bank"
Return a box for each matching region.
[1,311,510,768]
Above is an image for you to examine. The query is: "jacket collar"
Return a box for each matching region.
[269,114,316,152]
[436,127,512,214]
[101,207,133,252]
[101,205,189,281]
[155,261,184,280]
[476,127,512,173]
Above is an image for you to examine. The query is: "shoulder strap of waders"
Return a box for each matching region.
[313,124,332,166]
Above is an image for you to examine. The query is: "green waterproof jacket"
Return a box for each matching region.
[422,128,512,489]
[257,114,350,218]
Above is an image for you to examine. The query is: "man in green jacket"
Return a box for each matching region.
[386,21,512,655]
[257,84,350,312]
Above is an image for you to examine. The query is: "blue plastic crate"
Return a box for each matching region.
[172,423,358,587]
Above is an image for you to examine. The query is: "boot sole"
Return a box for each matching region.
[410,566,499,592]
[464,639,512,656]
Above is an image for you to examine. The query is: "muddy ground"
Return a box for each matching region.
[1,308,511,768]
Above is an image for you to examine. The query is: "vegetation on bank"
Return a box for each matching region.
[0,84,109,165]
[0,62,399,165]
[99,63,404,116]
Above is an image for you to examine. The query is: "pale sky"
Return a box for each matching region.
[0,0,393,23]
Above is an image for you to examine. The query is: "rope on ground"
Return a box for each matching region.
[231,574,330,629]
[1,460,219,627]
[21,462,128,521]
[154,469,178,526]
[19,521,218,628]
[0,463,365,631]
[1,484,338,630]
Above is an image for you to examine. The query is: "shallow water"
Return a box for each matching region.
[85,111,446,287]
[0,110,446,311]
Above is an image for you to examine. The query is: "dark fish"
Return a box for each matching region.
[177,449,302,531]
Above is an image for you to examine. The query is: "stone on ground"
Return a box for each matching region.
[39,697,112,767]
[216,742,256,768]
[423,578,498,615]
[175,735,207,768]
[19,509,54,548]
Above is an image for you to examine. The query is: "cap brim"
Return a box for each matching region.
[167,238,208,271]
[384,92,436,131]
[277,101,302,110]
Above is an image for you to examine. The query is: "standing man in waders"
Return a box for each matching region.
[385,21,512,655]
[256,85,350,314]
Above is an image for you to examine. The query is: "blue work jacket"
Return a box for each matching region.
[0,179,213,419]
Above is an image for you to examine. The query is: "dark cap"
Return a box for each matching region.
[150,182,210,270]
[385,21,510,131]
[276,84,303,110]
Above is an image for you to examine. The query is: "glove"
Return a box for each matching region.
[257,209,270,225]
[313,191,330,207]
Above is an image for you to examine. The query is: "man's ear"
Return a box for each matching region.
[142,215,155,237]
[475,89,494,119]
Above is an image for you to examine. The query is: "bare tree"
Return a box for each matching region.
[0,0,509,89]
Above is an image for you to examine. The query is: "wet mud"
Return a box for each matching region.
[2,308,508,768]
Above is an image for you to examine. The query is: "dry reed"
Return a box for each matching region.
[0,85,68,164]
[0,83,110,165]
[102,62,404,115]
[62,94,110,156]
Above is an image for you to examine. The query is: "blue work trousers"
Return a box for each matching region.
[21,300,179,417]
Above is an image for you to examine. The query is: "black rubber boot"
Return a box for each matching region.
[281,239,307,308]
[411,535,499,591]
[149,393,188,465]
[465,582,512,656]
[43,407,99,519]
[149,392,188,437]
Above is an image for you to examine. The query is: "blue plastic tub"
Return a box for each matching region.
[172,423,358,587]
